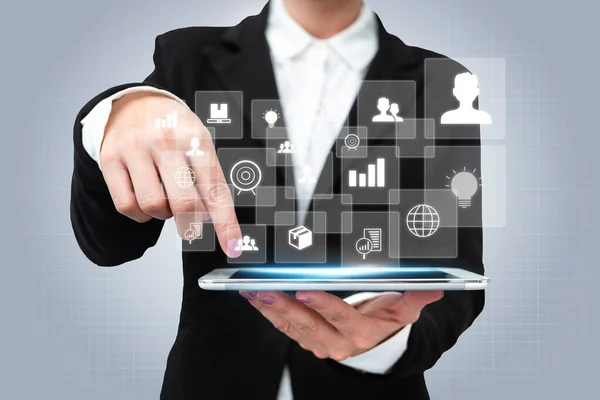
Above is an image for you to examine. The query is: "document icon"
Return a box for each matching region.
[363,228,382,252]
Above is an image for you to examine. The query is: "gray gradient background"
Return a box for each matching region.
[2,0,597,398]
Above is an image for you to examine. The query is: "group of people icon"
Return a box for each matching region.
[372,97,404,123]
[234,235,259,252]
[277,141,296,153]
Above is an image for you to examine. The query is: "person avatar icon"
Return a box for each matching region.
[235,235,258,252]
[372,97,396,123]
[441,72,492,125]
[389,103,403,122]
[186,137,205,156]
[277,140,296,154]
[298,164,317,184]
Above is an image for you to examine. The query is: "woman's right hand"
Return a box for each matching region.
[100,92,242,257]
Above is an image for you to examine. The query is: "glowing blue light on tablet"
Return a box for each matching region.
[244,266,436,277]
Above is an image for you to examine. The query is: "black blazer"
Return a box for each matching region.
[71,4,484,400]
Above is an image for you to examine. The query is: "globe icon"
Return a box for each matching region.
[406,204,440,238]
[174,167,196,188]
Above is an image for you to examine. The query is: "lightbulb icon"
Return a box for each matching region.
[446,167,482,208]
[263,109,280,128]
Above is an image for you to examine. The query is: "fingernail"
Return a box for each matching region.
[239,291,256,301]
[258,295,276,305]
[228,238,242,258]
[297,296,311,304]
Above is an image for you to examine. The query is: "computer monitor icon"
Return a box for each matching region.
[207,103,232,124]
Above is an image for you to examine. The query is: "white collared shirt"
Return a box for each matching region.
[80,1,412,399]
[266,0,378,216]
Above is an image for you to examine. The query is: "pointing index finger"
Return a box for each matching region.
[185,122,242,257]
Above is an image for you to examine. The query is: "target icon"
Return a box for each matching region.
[230,160,262,195]
[344,133,360,151]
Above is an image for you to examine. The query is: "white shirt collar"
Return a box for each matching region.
[266,0,378,71]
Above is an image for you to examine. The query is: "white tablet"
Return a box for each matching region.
[198,266,489,291]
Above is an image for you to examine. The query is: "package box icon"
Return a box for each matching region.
[288,226,313,250]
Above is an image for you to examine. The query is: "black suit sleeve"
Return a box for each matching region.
[70,35,174,266]
[380,61,486,379]
[388,227,485,378]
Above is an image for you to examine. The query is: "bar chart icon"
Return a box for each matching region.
[155,111,178,129]
[348,158,386,188]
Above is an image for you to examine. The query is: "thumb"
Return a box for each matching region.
[357,291,443,316]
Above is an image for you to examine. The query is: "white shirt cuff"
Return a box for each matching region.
[338,292,412,375]
[80,86,187,169]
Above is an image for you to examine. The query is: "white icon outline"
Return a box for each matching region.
[441,72,492,125]
[344,133,360,151]
[155,111,178,129]
[406,204,440,238]
[174,166,196,188]
[234,235,259,252]
[298,164,317,185]
[446,167,482,208]
[230,160,262,195]
[288,226,313,250]
[186,137,205,157]
[207,103,232,124]
[355,228,382,260]
[277,140,296,154]
[372,97,403,123]
[263,109,280,128]
[184,222,203,244]
[348,158,386,188]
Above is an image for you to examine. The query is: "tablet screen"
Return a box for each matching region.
[230,268,458,280]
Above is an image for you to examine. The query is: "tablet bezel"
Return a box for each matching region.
[198,267,489,291]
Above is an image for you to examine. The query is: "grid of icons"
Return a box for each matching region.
[159,73,504,264]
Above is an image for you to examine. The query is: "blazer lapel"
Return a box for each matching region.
[202,5,281,146]
[202,3,298,191]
